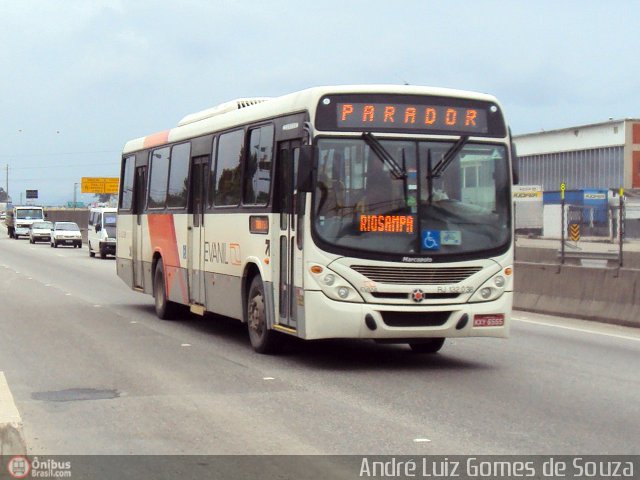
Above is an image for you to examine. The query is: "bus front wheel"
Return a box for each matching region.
[154,261,178,320]
[409,338,445,354]
[246,276,282,354]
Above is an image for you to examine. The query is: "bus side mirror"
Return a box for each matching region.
[511,143,520,185]
[509,129,519,185]
[95,224,101,232]
[296,145,316,193]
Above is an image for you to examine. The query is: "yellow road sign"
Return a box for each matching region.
[104,178,120,194]
[81,177,119,194]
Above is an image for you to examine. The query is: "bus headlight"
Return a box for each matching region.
[323,274,336,286]
[469,268,512,303]
[337,287,350,299]
[309,264,364,303]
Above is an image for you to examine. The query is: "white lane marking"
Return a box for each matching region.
[513,316,640,343]
[413,438,431,443]
[263,377,275,381]
[0,372,22,424]
[181,343,191,347]
[130,321,138,324]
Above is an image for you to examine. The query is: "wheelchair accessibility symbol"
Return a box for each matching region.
[421,230,440,250]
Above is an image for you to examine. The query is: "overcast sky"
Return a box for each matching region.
[1,0,638,205]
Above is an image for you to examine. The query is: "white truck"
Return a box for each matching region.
[5,205,46,239]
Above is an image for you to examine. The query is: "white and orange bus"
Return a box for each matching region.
[117,85,516,353]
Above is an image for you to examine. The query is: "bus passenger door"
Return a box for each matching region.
[133,165,147,289]
[276,141,302,329]
[188,156,208,309]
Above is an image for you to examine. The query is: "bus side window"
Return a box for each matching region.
[213,129,244,206]
[120,155,135,211]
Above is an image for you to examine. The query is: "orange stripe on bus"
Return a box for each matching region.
[147,214,187,302]
[143,130,170,148]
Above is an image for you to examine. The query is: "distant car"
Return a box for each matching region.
[29,221,53,244]
[50,221,82,248]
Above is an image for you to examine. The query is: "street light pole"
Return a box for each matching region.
[73,182,78,210]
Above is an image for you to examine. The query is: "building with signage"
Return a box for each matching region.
[513,119,640,237]
[513,118,640,191]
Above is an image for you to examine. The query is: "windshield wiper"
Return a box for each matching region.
[430,135,469,178]
[362,132,406,179]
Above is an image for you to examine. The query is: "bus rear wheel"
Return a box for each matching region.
[154,261,179,320]
[409,338,445,354]
[246,276,282,354]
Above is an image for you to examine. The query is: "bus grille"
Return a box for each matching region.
[350,265,482,285]
[381,311,451,327]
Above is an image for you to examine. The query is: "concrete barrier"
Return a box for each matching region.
[0,372,26,455]
[514,262,640,328]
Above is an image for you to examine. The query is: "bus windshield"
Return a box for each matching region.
[313,137,511,257]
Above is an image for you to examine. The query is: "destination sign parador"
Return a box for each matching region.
[315,94,505,136]
[338,103,488,134]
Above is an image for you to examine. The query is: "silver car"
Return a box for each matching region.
[29,221,54,244]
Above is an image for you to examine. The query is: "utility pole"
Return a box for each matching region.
[5,164,8,199]
[73,182,78,210]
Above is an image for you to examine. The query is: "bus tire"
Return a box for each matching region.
[89,242,95,257]
[409,338,445,354]
[246,275,282,354]
[153,261,178,320]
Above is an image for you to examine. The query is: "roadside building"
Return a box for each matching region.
[513,119,640,238]
[513,118,640,191]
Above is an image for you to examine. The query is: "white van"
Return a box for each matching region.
[87,207,117,258]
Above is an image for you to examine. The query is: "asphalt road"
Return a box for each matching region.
[1,226,639,455]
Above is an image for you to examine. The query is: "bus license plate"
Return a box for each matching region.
[473,314,504,327]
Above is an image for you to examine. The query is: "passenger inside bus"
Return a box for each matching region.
[316,153,346,218]
[354,159,402,217]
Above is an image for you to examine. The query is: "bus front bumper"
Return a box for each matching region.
[301,290,512,341]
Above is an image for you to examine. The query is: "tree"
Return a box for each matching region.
[0,187,8,202]
[94,193,115,204]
